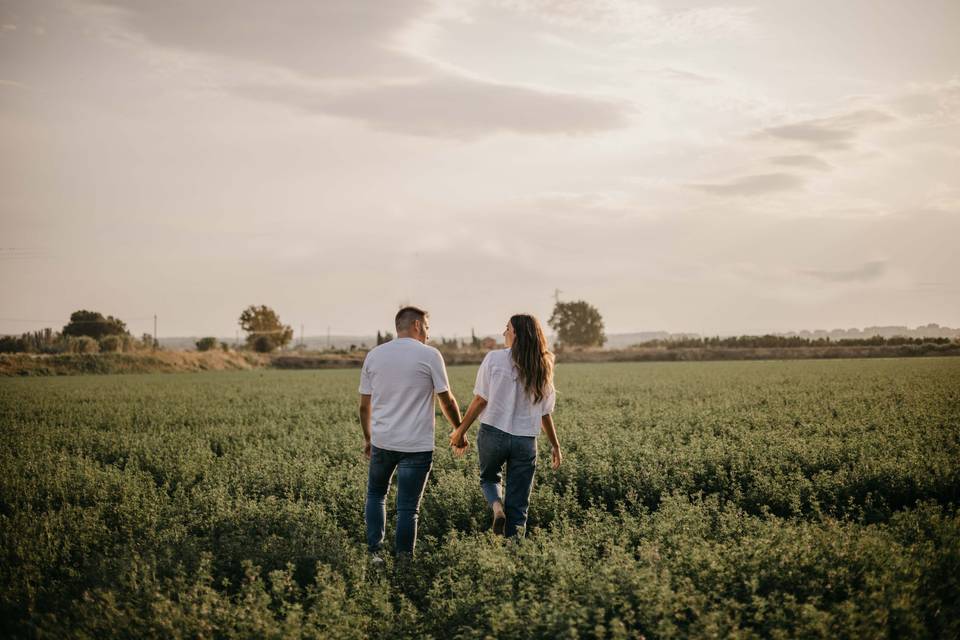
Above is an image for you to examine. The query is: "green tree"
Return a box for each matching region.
[62,310,128,340]
[238,305,293,353]
[548,300,606,347]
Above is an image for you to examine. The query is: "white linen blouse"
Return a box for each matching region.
[474,349,556,437]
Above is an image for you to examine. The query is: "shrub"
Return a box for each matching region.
[0,336,20,353]
[66,336,100,354]
[252,335,276,353]
[99,335,122,352]
[195,337,218,352]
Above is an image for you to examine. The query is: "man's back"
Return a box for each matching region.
[359,337,449,452]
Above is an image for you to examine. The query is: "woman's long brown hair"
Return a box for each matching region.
[509,314,554,403]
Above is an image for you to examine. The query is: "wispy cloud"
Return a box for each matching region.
[94,0,630,138]
[488,0,755,42]
[801,259,887,283]
[95,0,430,79]
[769,154,832,171]
[690,173,804,196]
[235,76,629,138]
[759,109,895,150]
[891,79,960,120]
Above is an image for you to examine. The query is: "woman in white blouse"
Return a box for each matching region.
[450,314,562,536]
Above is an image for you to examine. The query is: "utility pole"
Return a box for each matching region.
[553,289,563,304]
[300,324,304,348]
[153,314,157,350]
[326,325,331,350]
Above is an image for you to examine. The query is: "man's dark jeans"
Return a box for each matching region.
[477,423,537,537]
[365,445,433,556]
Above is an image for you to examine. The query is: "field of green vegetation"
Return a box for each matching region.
[2,358,959,638]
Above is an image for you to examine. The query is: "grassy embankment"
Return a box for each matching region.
[4,341,959,376]
[0,350,267,376]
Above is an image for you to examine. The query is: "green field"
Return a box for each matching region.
[2,359,959,638]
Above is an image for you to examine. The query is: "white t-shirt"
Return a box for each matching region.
[474,349,556,437]
[359,337,450,452]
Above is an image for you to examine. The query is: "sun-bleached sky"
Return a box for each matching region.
[1,0,958,338]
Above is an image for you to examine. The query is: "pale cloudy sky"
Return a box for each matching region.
[1,0,958,338]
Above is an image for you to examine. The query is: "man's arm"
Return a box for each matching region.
[450,395,487,452]
[359,394,372,459]
[436,390,462,431]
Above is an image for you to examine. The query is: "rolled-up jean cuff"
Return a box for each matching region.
[481,481,502,505]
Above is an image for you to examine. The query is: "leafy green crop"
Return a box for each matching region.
[2,359,958,638]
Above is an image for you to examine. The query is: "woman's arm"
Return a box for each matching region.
[541,414,562,469]
[450,395,487,451]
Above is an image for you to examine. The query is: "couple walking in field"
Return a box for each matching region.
[358,306,562,557]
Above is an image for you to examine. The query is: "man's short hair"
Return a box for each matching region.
[395,306,428,332]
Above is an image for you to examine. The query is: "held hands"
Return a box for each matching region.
[449,427,469,457]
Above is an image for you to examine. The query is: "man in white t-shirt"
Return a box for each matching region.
[359,306,462,557]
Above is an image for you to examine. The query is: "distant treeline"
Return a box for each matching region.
[639,335,958,349]
[0,328,154,355]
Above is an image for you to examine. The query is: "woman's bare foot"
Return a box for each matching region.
[491,500,506,535]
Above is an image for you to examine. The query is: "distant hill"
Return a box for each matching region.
[776,324,960,340]
[604,324,960,348]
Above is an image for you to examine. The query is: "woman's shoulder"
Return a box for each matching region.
[481,350,517,378]
[482,349,511,364]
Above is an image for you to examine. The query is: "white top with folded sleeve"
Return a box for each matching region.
[474,349,556,437]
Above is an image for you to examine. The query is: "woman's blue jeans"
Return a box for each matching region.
[477,423,537,537]
[365,445,433,556]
